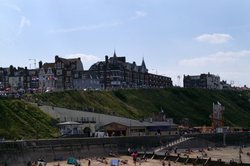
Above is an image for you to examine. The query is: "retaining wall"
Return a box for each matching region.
[1,132,250,166]
[0,135,179,166]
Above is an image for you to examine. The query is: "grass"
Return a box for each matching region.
[0,98,59,139]
[28,88,250,128]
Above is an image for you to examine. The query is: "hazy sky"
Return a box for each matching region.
[1,0,250,87]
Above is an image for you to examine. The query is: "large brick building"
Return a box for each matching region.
[89,51,172,89]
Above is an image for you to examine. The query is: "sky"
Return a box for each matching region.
[1,0,250,87]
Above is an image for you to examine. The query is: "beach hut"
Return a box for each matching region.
[110,159,119,166]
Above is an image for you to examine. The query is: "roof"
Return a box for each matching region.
[43,63,55,69]
[83,71,100,79]
[41,106,176,131]
[103,120,175,128]
[57,121,81,125]
[88,62,101,71]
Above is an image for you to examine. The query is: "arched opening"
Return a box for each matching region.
[83,127,91,137]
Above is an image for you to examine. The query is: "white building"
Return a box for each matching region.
[57,121,96,137]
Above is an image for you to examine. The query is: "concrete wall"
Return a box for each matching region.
[1,132,249,166]
[187,132,250,146]
[0,135,179,166]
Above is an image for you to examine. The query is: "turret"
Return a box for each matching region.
[112,50,118,64]
[141,58,146,68]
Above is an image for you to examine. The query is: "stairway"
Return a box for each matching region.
[154,136,194,153]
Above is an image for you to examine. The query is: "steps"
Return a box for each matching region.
[154,136,194,153]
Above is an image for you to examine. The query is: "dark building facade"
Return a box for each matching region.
[54,55,84,90]
[183,73,221,89]
[89,51,172,89]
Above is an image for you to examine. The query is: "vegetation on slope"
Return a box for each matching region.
[29,88,250,128]
[29,90,141,118]
[1,88,250,139]
[0,98,59,139]
[119,88,250,127]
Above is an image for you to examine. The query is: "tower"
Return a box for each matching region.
[211,101,224,129]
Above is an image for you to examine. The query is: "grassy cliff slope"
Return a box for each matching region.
[0,99,59,139]
[1,88,250,139]
[30,88,250,128]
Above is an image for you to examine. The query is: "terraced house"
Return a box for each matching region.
[0,66,39,92]
[38,55,100,91]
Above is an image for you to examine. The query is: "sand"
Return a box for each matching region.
[46,146,250,166]
[187,146,250,163]
[46,155,191,166]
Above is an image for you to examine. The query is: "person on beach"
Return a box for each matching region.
[174,147,177,154]
[239,147,243,154]
[168,160,171,166]
[27,161,32,166]
[88,159,91,166]
[131,152,137,165]
[128,148,131,155]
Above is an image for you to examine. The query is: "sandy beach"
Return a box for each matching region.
[46,155,191,166]
[45,146,250,166]
[187,146,250,163]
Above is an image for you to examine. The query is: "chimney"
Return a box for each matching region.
[55,55,59,61]
[39,61,43,69]
[105,55,108,63]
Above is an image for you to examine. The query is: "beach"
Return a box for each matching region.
[46,146,250,166]
[187,146,250,163]
[46,155,191,166]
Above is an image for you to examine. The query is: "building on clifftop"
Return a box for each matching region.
[88,51,172,89]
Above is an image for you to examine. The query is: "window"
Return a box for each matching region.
[56,69,62,75]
